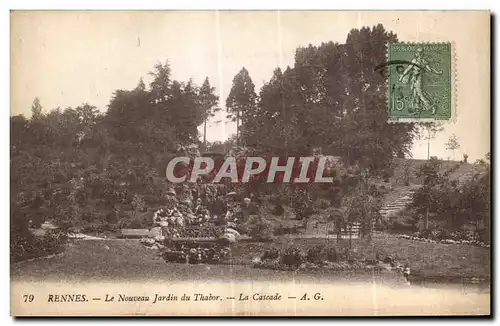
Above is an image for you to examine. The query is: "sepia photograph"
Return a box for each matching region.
[10,10,491,316]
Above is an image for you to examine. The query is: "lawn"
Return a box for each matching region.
[10,239,402,284]
[231,236,491,282]
[11,236,490,285]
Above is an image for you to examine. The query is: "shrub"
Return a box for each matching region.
[338,248,363,263]
[271,204,285,216]
[246,216,275,241]
[438,228,452,240]
[281,247,303,268]
[261,248,280,261]
[105,210,118,224]
[291,189,313,220]
[322,245,338,262]
[306,245,325,263]
[317,199,330,210]
[390,218,415,232]
[11,229,67,263]
[477,227,490,244]
[127,219,147,229]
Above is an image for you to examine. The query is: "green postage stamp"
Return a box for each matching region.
[387,43,453,122]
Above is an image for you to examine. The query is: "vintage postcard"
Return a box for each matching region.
[10,10,490,316]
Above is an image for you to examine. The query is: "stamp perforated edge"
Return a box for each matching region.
[385,41,457,124]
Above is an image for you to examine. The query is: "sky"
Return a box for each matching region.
[10,10,490,161]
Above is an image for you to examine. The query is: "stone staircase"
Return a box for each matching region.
[379,186,420,219]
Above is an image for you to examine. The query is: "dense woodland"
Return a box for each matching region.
[10,24,490,261]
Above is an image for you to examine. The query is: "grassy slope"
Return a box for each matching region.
[390,158,478,186]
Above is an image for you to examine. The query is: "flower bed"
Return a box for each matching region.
[395,229,490,248]
[251,246,411,280]
[161,241,231,264]
[161,225,225,239]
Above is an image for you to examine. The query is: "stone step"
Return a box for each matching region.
[381,205,409,210]
[382,202,410,206]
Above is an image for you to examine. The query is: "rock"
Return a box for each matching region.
[224,228,240,237]
[252,257,262,266]
[150,244,159,250]
[140,238,156,246]
[374,263,392,271]
[148,227,162,237]
[219,233,236,244]
[157,244,165,250]
[154,235,165,242]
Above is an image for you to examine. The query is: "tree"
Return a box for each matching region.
[420,122,444,160]
[410,154,490,233]
[136,78,146,91]
[131,194,145,219]
[338,25,418,172]
[245,25,419,175]
[198,77,220,147]
[226,67,257,145]
[251,67,305,156]
[149,61,172,103]
[402,160,412,186]
[412,157,442,229]
[167,79,204,144]
[10,115,28,150]
[31,97,43,120]
[445,133,460,161]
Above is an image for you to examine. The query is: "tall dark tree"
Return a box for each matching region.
[10,115,28,151]
[166,80,204,145]
[149,61,172,103]
[252,67,304,155]
[226,67,257,145]
[198,77,220,147]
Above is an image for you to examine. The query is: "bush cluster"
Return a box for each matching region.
[11,229,68,263]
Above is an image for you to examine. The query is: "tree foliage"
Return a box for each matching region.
[226,67,257,145]
[231,25,419,175]
[410,155,490,231]
[445,133,460,160]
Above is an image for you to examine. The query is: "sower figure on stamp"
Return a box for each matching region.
[399,47,443,115]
